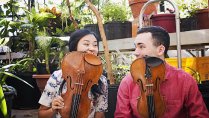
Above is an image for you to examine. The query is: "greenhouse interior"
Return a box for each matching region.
[0,0,209,118]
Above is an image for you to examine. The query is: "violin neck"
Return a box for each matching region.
[70,94,81,118]
[147,95,156,118]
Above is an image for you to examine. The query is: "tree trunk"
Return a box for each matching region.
[66,0,79,30]
[84,0,115,84]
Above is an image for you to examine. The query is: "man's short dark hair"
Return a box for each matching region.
[137,26,170,56]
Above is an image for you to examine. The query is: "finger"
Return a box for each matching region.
[52,105,64,110]
[52,99,64,108]
[54,99,64,106]
[57,96,64,101]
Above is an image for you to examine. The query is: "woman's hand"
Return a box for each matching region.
[51,95,65,111]
[95,112,105,118]
[38,96,64,118]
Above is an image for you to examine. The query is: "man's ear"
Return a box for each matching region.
[158,45,165,56]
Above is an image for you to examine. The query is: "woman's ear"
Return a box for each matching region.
[157,45,165,56]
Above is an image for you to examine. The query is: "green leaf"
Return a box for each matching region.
[0,85,7,117]
[0,72,33,88]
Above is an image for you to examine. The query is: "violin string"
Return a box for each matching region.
[73,74,81,117]
[152,81,155,118]
[73,73,83,117]
[151,80,155,118]
[71,92,75,117]
[77,74,82,116]
[147,77,155,118]
[71,94,77,118]
[71,74,80,118]
[152,95,155,118]
[71,81,78,118]
[149,84,151,118]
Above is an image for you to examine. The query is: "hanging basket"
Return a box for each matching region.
[129,0,158,19]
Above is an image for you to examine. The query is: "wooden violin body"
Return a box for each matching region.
[59,51,103,118]
[130,57,166,118]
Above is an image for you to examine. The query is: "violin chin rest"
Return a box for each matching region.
[145,56,164,67]
[84,53,102,66]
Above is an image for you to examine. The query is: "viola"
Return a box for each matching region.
[58,51,103,118]
[130,56,166,118]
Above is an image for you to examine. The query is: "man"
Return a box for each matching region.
[115,26,209,118]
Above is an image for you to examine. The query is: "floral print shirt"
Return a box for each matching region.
[39,70,108,118]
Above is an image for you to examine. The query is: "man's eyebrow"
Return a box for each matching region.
[134,42,143,45]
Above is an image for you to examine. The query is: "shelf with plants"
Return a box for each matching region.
[98,29,209,52]
[84,1,132,40]
[176,0,209,30]
[101,2,132,40]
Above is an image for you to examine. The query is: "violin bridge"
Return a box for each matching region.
[74,83,84,86]
[145,84,153,87]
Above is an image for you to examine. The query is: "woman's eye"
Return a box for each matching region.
[84,43,89,46]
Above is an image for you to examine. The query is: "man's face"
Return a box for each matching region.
[134,32,164,59]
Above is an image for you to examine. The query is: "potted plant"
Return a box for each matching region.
[0,0,26,52]
[35,36,66,74]
[101,2,132,40]
[39,6,76,36]
[143,1,175,33]
[33,34,67,92]
[5,58,41,109]
[0,0,21,37]
[151,13,176,33]
[128,0,158,19]
[73,0,102,40]
[195,0,209,30]
[0,61,33,117]
[175,0,208,30]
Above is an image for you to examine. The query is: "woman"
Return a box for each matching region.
[38,29,108,118]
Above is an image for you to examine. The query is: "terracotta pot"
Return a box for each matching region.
[196,9,209,30]
[151,14,176,33]
[129,0,158,19]
[32,74,51,93]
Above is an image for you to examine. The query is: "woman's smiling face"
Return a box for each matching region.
[76,34,98,56]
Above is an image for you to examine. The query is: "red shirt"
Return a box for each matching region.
[115,63,209,118]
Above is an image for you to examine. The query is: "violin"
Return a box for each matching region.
[58,51,103,118]
[130,56,166,118]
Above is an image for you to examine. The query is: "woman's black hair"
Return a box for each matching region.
[68,29,103,99]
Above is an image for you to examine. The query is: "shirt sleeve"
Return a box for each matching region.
[114,75,132,118]
[184,75,209,117]
[38,76,55,107]
[38,70,62,107]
